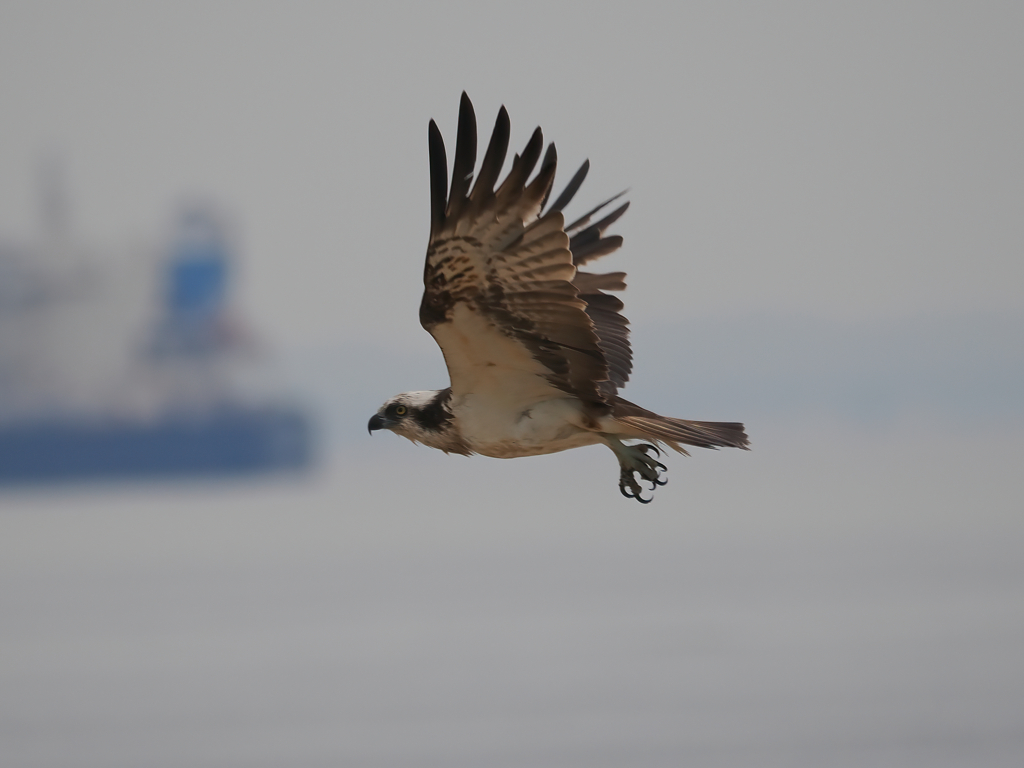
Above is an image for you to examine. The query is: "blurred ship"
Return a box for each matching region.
[0,163,313,484]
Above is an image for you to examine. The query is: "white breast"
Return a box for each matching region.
[452,394,602,458]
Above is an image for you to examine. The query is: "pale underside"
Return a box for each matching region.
[432,303,622,458]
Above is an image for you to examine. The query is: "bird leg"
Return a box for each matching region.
[603,437,668,504]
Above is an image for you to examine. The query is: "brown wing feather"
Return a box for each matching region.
[534,154,635,394]
[558,186,634,393]
[420,93,615,404]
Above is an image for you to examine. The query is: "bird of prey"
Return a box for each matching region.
[369,94,748,503]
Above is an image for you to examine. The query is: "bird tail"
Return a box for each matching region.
[611,397,749,455]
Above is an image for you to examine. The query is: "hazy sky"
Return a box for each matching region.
[1,2,1021,431]
[3,9,1022,763]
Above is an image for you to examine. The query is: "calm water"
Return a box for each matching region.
[2,420,1022,767]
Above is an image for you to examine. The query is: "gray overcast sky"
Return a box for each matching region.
[1,0,1022,443]
[2,2,1021,350]
[3,11,1022,761]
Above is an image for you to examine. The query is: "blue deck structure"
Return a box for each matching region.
[0,407,311,483]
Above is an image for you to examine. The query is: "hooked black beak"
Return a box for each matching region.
[367,413,385,435]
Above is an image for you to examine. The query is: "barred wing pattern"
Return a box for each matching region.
[419,93,632,405]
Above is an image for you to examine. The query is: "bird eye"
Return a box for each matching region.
[394,405,407,416]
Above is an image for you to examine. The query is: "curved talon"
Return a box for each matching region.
[620,480,652,503]
[638,462,665,483]
[615,441,670,503]
[651,460,668,487]
[620,472,657,504]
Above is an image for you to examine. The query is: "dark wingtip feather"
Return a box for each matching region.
[497,127,543,200]
[470,105,510,203]
[565,190,629,234]
[428,119,448,238]
[447,93,478,220]
[592,200,630,234]
[541,142,557,172]
[538,143,558,210]
[520,127,544,179]
[572,234,625,267]
[546,159,590,214]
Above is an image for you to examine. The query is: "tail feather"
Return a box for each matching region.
[612,397,749,455]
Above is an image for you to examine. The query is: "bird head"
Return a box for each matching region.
[368,390,451,445]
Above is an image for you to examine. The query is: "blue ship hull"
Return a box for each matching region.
[0,407,313,484]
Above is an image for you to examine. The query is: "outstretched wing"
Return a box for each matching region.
[420,93,632,405]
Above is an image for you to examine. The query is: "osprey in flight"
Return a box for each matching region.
[369,94,748,503]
